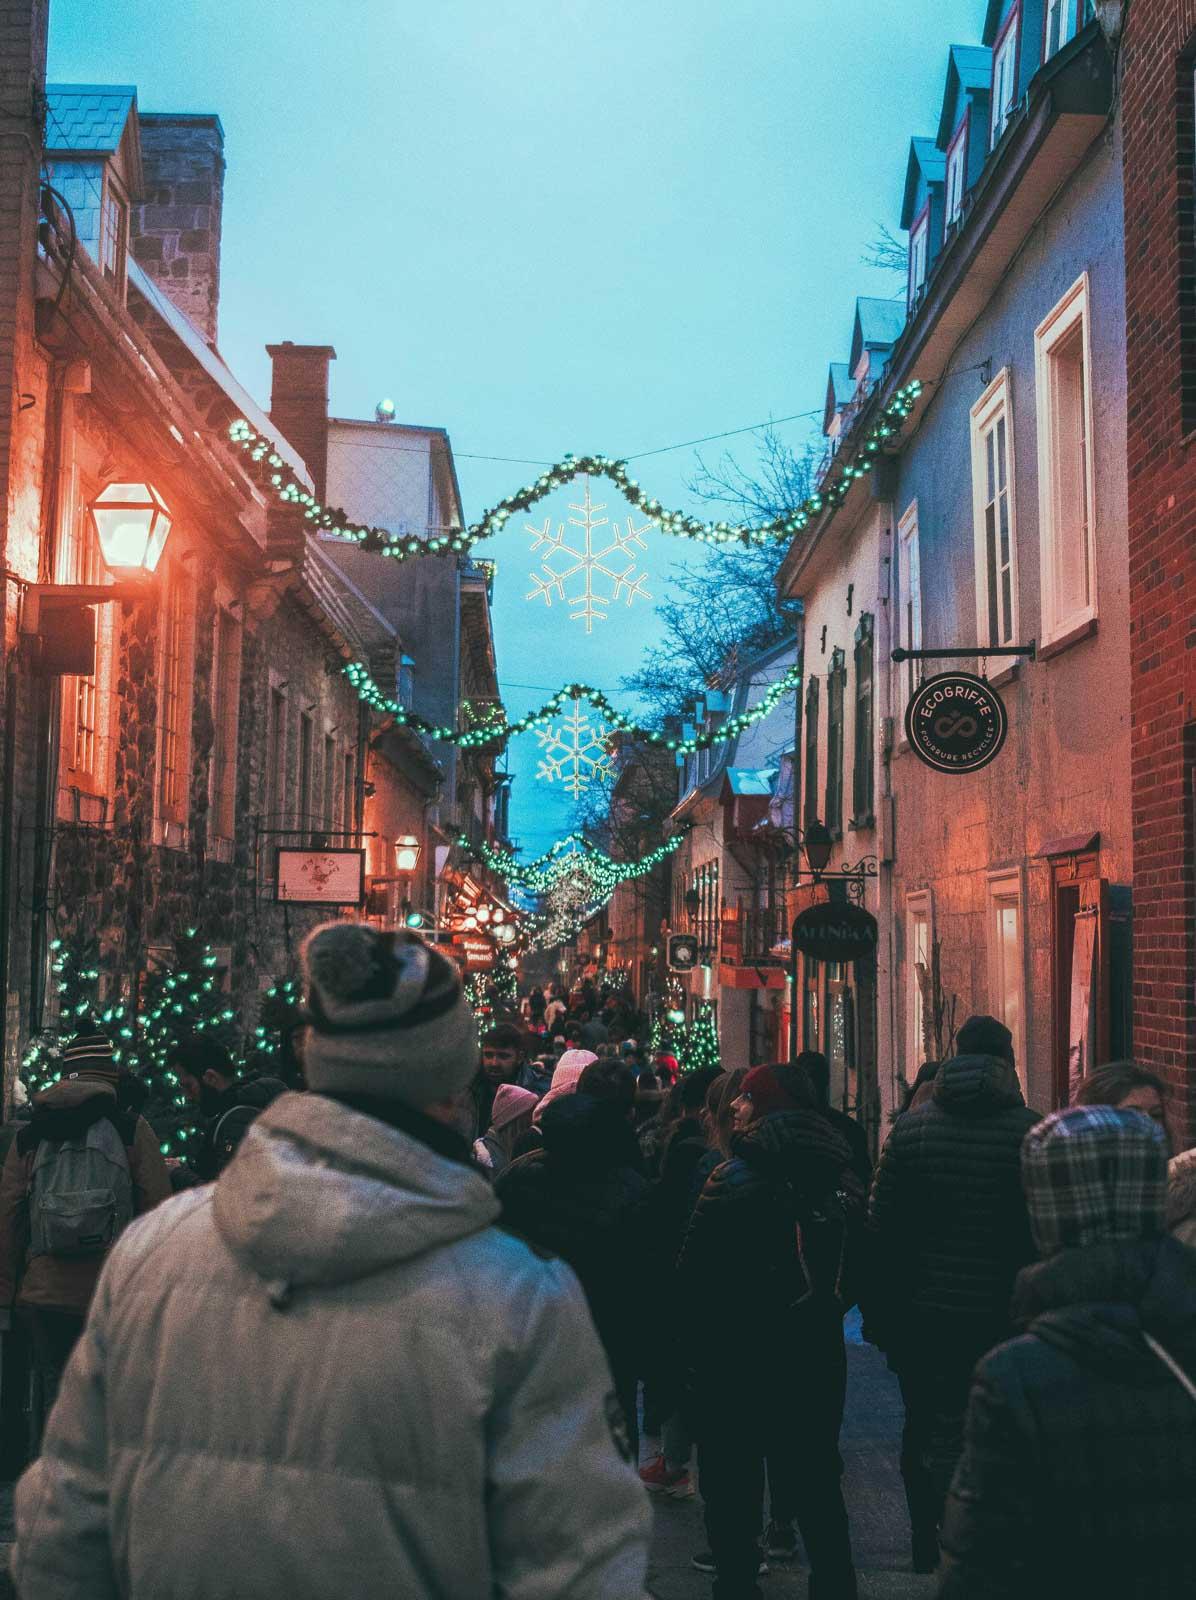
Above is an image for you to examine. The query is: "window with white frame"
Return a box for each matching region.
[156,563,195,832]
[908,207,930,311]
[894,503,923,714]
[1035,274,1097,645]
[970,369,1019,649]
[990,6,1020,146]
[906,891,932,1073]
[944,116,968,231]
[209,604,242,846]
[987,871,1026,1084]
[1045,0,1089,59]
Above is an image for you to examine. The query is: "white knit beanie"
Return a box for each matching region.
[301,923,478,1108]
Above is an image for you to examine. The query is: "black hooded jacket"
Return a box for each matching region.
[677,1109,862,1381]
[495,1094,653,1376]
[940,1236,1196,1600]
[867,1053,1040,1364]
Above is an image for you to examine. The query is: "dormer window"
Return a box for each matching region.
[99,174,128,294]
[944,114,969,233]
[990,4,1020,147]
[908,206,930,312]
[1045,0,1092,58]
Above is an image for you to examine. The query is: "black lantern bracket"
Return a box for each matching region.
[790,820,878,907]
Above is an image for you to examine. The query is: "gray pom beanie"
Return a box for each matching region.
[300,923,478,1107]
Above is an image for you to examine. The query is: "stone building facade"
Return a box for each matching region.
[0,39,454,1101]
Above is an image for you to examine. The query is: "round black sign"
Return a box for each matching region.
[905,671,1007,774]
[791,902,879,965]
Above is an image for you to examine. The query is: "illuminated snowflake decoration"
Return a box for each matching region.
[525,478,653,632]
[534,702,615,797]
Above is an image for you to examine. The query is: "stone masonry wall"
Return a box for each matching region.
[132,114,224,345]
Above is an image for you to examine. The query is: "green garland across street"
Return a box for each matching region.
[456,827,686,893]
[345,660,802,755]
[227,382,922,561]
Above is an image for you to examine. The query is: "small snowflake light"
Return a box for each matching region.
[534,702,615,797]
[525,478,653,633]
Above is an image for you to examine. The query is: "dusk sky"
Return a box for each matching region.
[49,0,981,857]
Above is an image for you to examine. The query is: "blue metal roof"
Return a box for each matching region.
[45,84,137,154]
[854,297,906,350]
[901,137,947,228]
[723,767,777,797]
[938,45,994,146]
[828,362,855,408]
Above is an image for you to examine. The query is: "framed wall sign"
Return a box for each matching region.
[904,671,1008,774]
[275,847,366,906]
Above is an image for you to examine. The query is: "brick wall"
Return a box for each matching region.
[133,114,224,345]
[1122,0,1196,1138]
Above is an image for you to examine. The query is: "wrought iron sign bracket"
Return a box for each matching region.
[891,641,1036,663]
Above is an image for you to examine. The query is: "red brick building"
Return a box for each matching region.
[1122,0,1196,1137]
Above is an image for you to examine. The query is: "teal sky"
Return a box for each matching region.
[50,0,983,857]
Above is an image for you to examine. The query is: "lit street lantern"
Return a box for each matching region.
[394,835,422,874]
[87,481,173,578]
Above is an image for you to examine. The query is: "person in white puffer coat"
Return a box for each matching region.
[12,923,652,1600]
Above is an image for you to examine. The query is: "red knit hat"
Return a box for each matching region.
[740,1063,809,1117]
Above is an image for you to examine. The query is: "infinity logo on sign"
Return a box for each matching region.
[904,671,1008,775]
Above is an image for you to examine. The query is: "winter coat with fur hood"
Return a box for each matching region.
[0,1077,170,1318]
[11,1091,652,1600]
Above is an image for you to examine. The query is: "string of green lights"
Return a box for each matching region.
[227,382,921,561]
[457,827,686,893]
[346,661,801,754]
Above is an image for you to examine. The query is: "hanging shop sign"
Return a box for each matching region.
[668,933,700,973]
[904,672,1008,775]
[451,933,497,973]
[791,901,879,965]
[275,848,366,906]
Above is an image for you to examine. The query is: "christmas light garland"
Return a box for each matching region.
[227,383,921,561]
[346,662,801,755]
[459,828,686,894]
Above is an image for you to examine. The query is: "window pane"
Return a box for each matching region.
[1050,324,1092,622]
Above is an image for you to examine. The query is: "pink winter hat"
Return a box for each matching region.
[491,1084,538,1131]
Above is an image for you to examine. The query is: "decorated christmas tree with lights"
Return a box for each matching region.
[137,928,243,1158]
[20,936,106,1096]
[245,974,304,1083]
[679,1004,721,1074]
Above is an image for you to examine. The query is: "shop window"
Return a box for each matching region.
[56,453,115,811]
[297,711,314,845]
[266,684,288,830]
[906,891,932,1075]
[987,870,1026,1088]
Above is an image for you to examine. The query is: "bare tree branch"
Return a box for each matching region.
[862,222,907,275]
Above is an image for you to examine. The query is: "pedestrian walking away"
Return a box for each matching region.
[940,1105,1196,1599]
[11,925,652,1600]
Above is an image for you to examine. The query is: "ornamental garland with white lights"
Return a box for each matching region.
[345,661,801,755]
[227,382,921,561]
[459,828,686,894]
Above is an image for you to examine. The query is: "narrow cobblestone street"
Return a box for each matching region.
[647,1317,935,1600]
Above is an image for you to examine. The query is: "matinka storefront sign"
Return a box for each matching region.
[904,671,1007,774]
[791,901,879,965]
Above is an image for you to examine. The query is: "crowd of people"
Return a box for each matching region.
[1,921,1195,1598]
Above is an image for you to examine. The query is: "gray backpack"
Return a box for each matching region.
[29,1117,135,1259]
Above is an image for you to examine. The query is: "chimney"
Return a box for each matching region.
[132,113,224,345]
[266,342,336,498]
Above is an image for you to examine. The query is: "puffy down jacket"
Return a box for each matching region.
[12,1091,651,1600]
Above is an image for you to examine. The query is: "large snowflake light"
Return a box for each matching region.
[525,478,653,632]
[535,702,615,796]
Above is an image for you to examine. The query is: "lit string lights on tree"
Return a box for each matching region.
[227,382,922,561]
[21,937,106,1095]
[344,662,802,755]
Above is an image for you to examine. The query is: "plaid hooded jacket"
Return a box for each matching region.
[940,1108,1196,1600]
